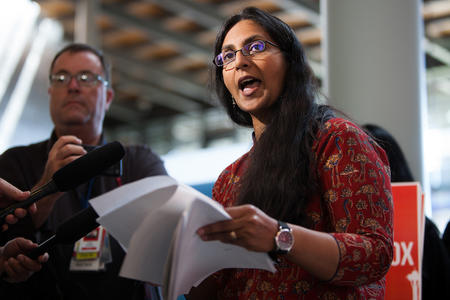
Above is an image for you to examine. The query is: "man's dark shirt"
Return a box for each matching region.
[0,132,167,299]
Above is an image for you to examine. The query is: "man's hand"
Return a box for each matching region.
[38,135,87,187]
[31,135,87,228]
[0,237,48,283]
[0,178,32,231]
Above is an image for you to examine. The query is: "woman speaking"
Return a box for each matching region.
[188,7,393,300]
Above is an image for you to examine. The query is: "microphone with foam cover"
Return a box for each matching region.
[0,141,125,224]
[27,206,99,259]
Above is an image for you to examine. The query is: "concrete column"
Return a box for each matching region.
[321,0,430,214]
[75,0,99,47]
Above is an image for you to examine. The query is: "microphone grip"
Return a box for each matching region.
[0,181,58,225]
[27,235,56,260]
[27,206,99,259]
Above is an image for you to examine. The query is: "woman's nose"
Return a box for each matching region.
[233,50,250,70]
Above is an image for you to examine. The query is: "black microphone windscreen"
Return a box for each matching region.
[56,206,99,244]
[52,141,125,191]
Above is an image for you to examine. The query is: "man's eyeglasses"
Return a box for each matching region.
[49,71,109,87]
[213,40,279,67]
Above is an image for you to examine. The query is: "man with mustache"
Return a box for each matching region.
[0,44,167,299]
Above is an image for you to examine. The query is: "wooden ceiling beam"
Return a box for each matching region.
[423,0,450,21]
[426,18,450,38]
[38,0,75,18]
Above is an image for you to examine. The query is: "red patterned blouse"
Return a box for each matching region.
[211,118,394,300]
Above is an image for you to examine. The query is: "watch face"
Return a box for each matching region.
[277,229,294,251]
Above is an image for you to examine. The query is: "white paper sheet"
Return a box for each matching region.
[165,197,276,300]
[89,176,178,248]
[89,175,276,300]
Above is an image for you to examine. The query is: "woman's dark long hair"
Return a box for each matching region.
[212,7,334,224]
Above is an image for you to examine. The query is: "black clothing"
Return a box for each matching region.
[444,220,450,255]
[0,133,167,300]
[422,217,450,300]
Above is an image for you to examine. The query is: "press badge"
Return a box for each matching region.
[69,226,112,271]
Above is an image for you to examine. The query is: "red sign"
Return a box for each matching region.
[385,182,424,300]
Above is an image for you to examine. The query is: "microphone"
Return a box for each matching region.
[27,206,99,259]
[0,141,125,224]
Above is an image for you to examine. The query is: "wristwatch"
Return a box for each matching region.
[268,220,294,262]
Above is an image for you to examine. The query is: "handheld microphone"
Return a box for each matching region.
[27,206,99,259]
[0,141,125,224]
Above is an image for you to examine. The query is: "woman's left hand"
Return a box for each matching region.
[197,204,278,252]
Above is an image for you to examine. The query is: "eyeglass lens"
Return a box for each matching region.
[50,71,105,86]
[215,40,269,67]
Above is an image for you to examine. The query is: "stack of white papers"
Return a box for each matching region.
[89,175,276,300]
